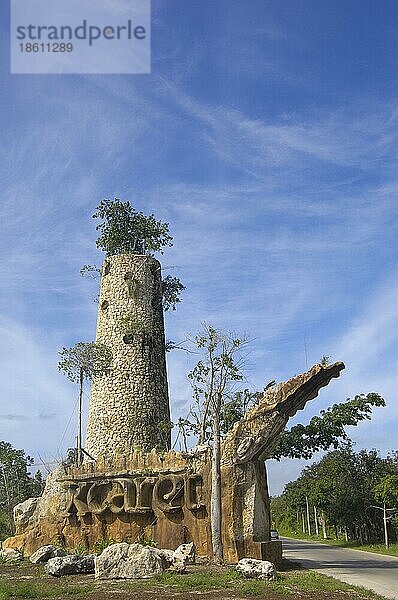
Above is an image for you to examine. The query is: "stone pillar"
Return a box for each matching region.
[85,254,171,457]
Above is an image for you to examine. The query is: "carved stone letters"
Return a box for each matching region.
[63,473,204,518]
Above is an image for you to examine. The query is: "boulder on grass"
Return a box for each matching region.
[236,558,276,581]
[95,543,163,580]
[30,545,66,564]
[0,548,23,562]
[154,548,185,573]
[155,548,175,569]
[45,554,95,577]
[174,542,195,565]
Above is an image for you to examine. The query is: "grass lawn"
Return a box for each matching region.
[0,561,390,600]
[280,529,398,558]
[121,568,389,597]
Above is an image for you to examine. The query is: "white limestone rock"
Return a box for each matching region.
[0,548,23,562]
[155,548,174,568]
[13,497,39,531]
[236,558,276,581]
[45,554,95,577]
[30,545,66,564]
[95,543,164,580]
[174,542,195,565]
[154,548,185,573]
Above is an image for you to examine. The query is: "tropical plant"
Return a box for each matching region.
[93,199,173,256]
[0,441,44,537]
[187,324,249,563]
[162,276,186,311]
[58,342,112,464]
[271,393,386,460]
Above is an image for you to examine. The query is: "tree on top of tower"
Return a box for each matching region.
[93,199,173,256]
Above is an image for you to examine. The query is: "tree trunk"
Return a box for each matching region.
[314,506,319,536]
[321,512,327,539]
[211,390,223,564]
[306,496,311,536]
[344,526,349,542]
[78,368,83,466]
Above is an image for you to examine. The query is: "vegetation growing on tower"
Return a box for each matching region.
[93,198,173,256]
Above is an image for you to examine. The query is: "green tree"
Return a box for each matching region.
[84,200,185,311]
[271,393,385,460]
[374,475,398,507]
[93,199,173,256]
[187,325,249,563]
[374,474,398,546]
[162,276,186,312]
[0,441,44,537]
[272,446,396,545]
[58,342,112,465]
[221,389,256,435]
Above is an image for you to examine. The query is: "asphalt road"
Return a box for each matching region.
[282,537,398,600]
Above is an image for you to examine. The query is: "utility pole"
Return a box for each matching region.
[369,504,397,550]
[383,503,389,549]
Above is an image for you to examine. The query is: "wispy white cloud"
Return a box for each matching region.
[268,270,398,495]
[0,60,396,502]
[0,316,79,462]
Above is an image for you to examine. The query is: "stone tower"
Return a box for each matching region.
[85,254,171,457]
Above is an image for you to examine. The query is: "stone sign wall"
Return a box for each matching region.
[5,363,345,567]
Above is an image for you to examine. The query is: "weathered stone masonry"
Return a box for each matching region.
[3,248,346,565]
[5,362,344,566]
[85,254,171,457]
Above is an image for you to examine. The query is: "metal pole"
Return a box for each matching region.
[384,503,389,549]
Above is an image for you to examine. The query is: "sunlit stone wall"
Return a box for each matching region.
[85,254,171,457]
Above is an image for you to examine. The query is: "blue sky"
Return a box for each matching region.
[0,0,397,494]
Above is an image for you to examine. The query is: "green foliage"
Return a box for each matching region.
[156,420,174,452]
[93,199,173,257]
[320,355,330,366]
[58,341,112,383]
[136,534,158,547]
[0,441,44,539]
[118,312,148,336]
[221,389,256,435]
[374,474,398,507]
[162,276,185,311]
[186,325,249,444]
[272,446,398,545]
[272,393,386,460]
[93,538,118,554]
[71,543,89,556]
